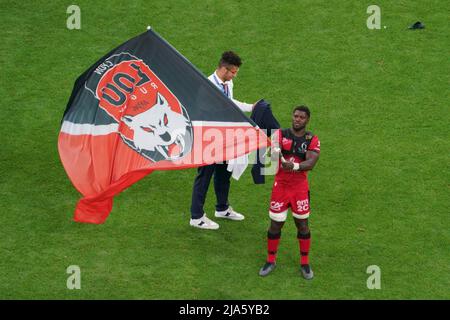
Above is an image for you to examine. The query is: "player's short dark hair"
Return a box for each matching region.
[219,51,242,67]
[293,105,311,118]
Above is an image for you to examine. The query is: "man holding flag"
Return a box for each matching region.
[189,51,257,230]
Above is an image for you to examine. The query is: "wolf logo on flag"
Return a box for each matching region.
[85,52,193,162]
[121,93,192,161]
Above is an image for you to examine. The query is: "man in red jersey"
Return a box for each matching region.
[259,106,320,279]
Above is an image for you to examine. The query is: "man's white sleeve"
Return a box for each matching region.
[232,99,253,112]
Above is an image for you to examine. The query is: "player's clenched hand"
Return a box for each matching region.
[281,161,294,171]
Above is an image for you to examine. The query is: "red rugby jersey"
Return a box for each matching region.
[273,129,320,188]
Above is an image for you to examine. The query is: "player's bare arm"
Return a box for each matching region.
[281,150,319,172]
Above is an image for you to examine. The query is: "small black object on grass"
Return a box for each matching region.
[409,21,425,29]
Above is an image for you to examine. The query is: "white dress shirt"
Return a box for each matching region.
[208,71,253,112]
[208,71,251,180]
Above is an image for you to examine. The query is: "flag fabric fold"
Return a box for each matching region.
[58,29,268,224]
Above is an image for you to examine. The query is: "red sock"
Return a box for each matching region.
[267,231,281,263]
[298,232,311,265]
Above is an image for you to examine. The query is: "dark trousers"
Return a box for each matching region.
[190,163,232,219]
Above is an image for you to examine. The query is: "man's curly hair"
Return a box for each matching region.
[219,51,242,67]
[293,105,311,118]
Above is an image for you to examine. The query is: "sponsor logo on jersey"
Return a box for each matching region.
[296,199,309,212]
[270,201,284,212]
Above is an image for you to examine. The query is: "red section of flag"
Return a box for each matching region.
[58,125,269,224]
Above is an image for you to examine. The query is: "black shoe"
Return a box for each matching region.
[300,264,314,280]
[259,262,276,276]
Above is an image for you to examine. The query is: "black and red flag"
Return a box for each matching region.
[58,29,268,224]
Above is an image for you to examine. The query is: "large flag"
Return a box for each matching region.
[58,29,268,224]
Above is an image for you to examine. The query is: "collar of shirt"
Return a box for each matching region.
[212,71,232,87]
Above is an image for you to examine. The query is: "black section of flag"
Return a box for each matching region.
[62,29,256,126]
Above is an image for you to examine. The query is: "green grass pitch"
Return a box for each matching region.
[0,0,448,299]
